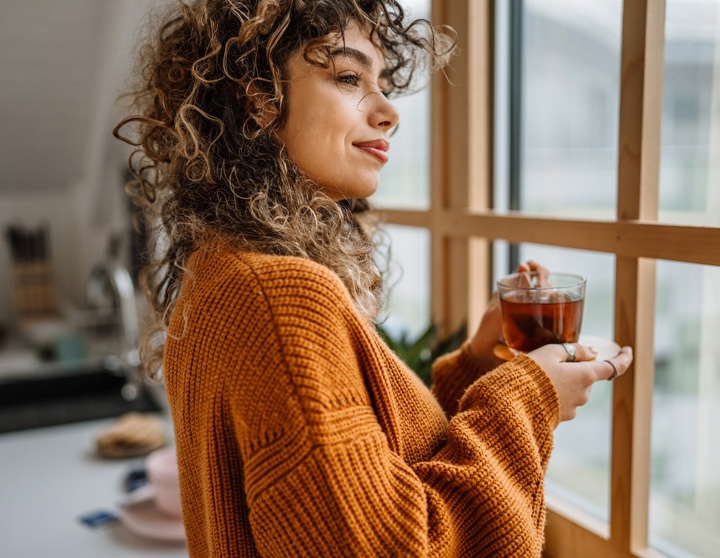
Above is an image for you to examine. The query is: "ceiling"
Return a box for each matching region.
[0,0,157,196]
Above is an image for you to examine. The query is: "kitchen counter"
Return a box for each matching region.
[0,417,188,558]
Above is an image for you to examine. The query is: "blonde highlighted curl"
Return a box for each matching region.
[114,0,455,378]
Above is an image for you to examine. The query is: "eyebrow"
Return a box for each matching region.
[329,47,389,79]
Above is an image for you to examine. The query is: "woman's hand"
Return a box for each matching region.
[467,260,548,368]
[527,343,634,422]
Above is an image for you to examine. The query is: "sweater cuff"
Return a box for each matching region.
[460,353,561,431]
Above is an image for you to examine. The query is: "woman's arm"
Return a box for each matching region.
[226,257,560,558]
[431,341,497,417]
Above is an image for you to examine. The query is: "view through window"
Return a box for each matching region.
[649,1,720,555]
[516,0,624,524]
[375,0,431,342]
[507,0,720,555]
[377,0,719,555]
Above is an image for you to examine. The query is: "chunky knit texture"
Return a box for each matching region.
[163,242,560,557]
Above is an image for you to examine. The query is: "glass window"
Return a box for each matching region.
[378,224,431,343]
[650,261,720,557]
[375,90,430,209]
[514,243,616,521]
[372,0,431,339]
[659,0,720,226]
[374,0,431,210]
[518,0,623,220]
[494,0,720,558]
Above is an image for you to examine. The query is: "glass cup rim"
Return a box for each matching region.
[496,271,586,290]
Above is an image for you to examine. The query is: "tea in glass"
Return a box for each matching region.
[497,272,586,353]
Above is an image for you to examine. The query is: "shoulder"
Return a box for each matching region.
[189,244,351,306]
[177,244,363,349]
[175,243,374,421]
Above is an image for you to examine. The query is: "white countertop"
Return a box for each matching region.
[0,418,188,558]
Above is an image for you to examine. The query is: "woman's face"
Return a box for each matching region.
[276,22,400,200]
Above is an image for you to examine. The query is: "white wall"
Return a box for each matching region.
[0,0,162,329]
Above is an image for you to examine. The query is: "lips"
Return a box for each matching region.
[353,138,389,163]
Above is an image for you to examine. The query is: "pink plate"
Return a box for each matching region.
[119,498,186,543]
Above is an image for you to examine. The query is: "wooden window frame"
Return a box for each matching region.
[379,1,720,556]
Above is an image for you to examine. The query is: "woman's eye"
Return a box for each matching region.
[337,73,360,86]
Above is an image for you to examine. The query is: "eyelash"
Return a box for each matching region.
[336,72,389,97]
[337,72,361,87]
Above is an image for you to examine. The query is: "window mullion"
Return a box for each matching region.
[611,0,666,554]
[431,0,493,337]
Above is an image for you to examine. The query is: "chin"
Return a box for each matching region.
[324,182,379,201]
[354,179,381,199]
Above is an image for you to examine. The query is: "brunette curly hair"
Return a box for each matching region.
[114,0,455,377]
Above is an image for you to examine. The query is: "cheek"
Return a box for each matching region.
[284,101,334,146]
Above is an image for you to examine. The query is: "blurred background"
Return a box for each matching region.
[0,1,174,436]
[0,1,156,328]
[0,5,187,556]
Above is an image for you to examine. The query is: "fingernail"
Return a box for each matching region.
[589,346,598,354]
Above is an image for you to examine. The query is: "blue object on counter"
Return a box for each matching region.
[79,510,119,528]
[124,462,148,493]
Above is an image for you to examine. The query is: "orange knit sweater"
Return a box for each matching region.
[164,243,560,557]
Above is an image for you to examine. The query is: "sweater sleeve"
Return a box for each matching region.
[228,258,560,558]
[431,341,494,417]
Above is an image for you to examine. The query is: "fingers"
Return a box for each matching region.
[530,342,598,363]
[555,343,633,380]
[515,260,550,286]
[527,343,634,423]
[603,359,619,381]
[526,345,596,422]
[557,344,633,382]
[526,260,550,285]
[596,346,633,381]
[565,343,598,363]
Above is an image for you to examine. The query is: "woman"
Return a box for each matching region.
[115,1,633,556]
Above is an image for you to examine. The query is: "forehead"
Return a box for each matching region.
[333,21,387,70]
[283,20,388,81]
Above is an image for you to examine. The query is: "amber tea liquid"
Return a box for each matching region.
[500,291,584,353]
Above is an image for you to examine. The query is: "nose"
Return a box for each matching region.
[368,92,400,131]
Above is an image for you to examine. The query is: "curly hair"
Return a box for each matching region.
[114,0,455,377]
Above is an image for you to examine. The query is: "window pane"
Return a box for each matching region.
[659,0,720,226]
[650,261,720,557]
[375,91,430,209]
[519,0,623,219]
[374,0,430,210]
[515,244,616,521]
[378,224,431,342]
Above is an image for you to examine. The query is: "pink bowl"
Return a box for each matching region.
[146,446,182,518]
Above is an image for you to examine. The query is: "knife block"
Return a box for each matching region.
[12,258,58,317]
